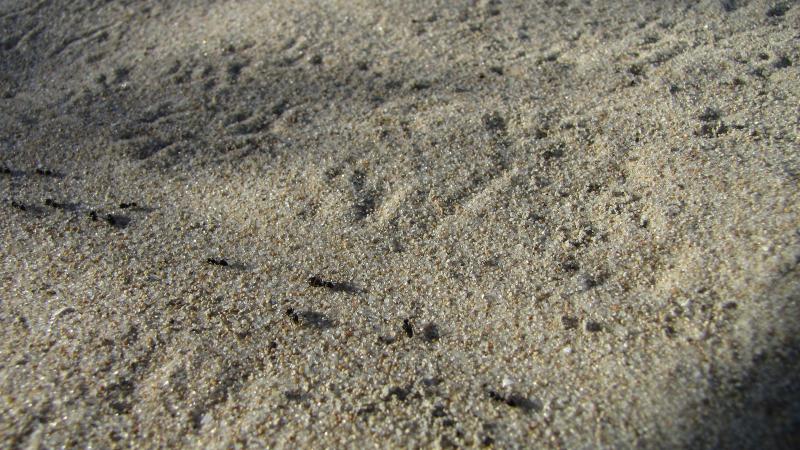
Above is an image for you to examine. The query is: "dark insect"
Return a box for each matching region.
[206,258,229,266]
[307,275,359,293]
[561,315,579,330]
[35,168,57,177]
[308,275,335,289]
[402,319,414,338]
[486,388,541,412]
[11,200,26,211]
[89,210,99,221]
[119,202,138,209]
[383,386,410,402]
[286,308,300,323]
[44,198,66,209]
[482,111,506,132]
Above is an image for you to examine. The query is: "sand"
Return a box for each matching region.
[1,0,799,448]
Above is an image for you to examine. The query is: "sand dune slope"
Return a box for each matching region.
[1,1,799,448]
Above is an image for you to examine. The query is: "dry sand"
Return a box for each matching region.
[1,0,799,448]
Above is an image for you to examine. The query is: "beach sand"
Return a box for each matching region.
[1,0,799,448]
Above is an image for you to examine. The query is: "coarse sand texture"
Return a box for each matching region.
[1,0,799,448]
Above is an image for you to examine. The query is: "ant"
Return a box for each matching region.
[307,275,360,293]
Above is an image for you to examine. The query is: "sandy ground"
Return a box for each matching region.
[1,0,799,448]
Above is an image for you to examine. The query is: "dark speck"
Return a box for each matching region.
[11,200,26,211]
[307,275,360,293]
[227,61,247,81]
[432,405,448,418]
[697,122,729,137]
[628,64,644,77]
[410,80,431,90]
[308,275,334,288]
[119,202,138,209]
[286,308,300,323]
[561,315,579,330]
[402,319,414,338]
[35,168,58,177]
[309,54,323,65]
[383,386,410,401]
[698,107,721,122]
[483,111,506,133]
[206,258,229,266]
[766,4,789,17]
[577,274,598,291]
[561,259,579,273]
[487,388,541,412]
[44,198,67,209]
[378,335,397,344]
[489,66,504,75]
[505,393,541,412]
[271,99,288,116]
[357,403,376,415]
[89,210,98,221]
[422,377,441,387]
[284,389,306,402]
[543,142,565,159]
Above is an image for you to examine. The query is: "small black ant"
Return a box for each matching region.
[308,275,336,289]
[45,198,65,209]
[307,275,359,293]
[402,319,414,338]
[206,258,229,266]
[35,168,56,177]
